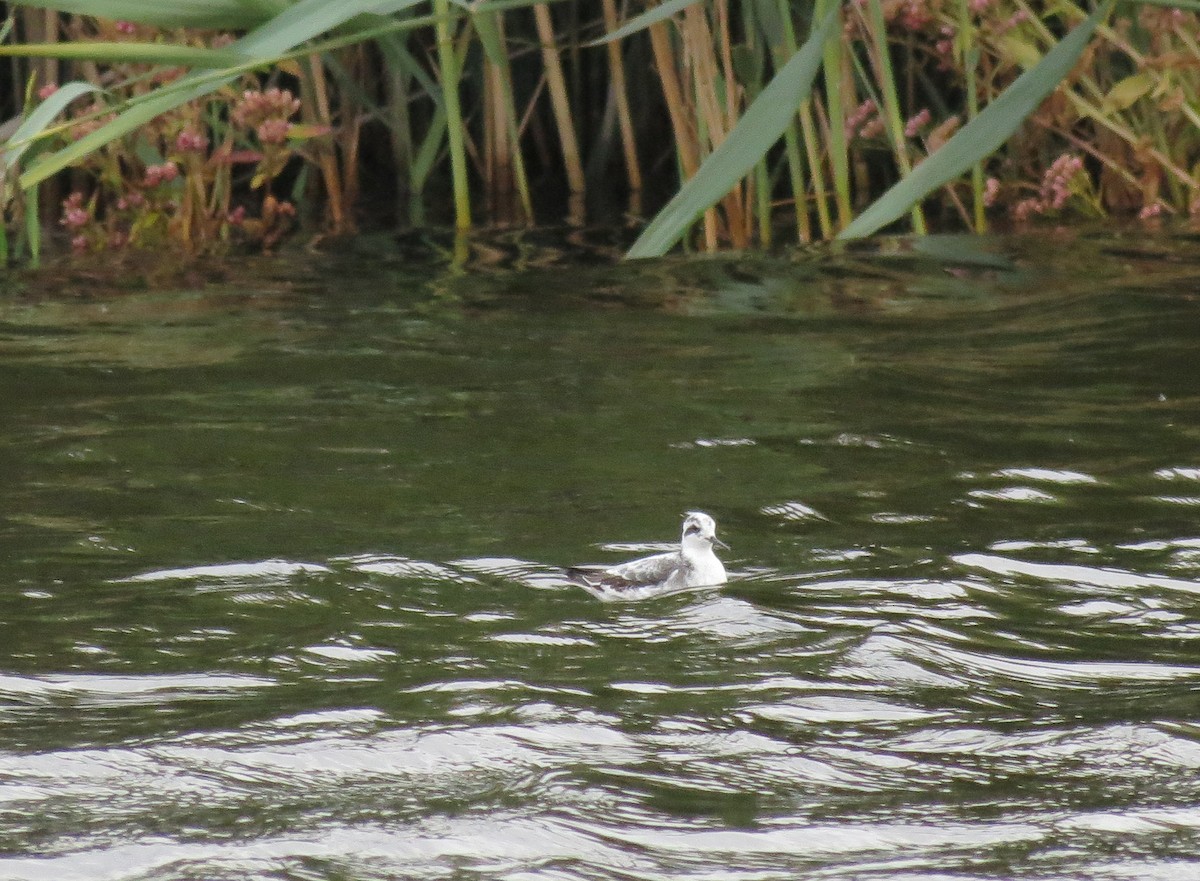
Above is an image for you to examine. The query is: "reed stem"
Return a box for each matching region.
[534,3,586,206]
[434,0,471,231]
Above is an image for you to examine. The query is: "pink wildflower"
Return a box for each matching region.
[859,117,886,139]
[36,83,58,101]
[175,129,208,153]
[1039,153,1083,210]
[227,206,247,226]
[116,191,145,211]
[969,0,992,13]
[898,0,931,30]
[1139,203,1163,219]
[1012,197,1045,223]
[904,108,932,138]
[143,162,179,187]
[256,119,291,145]
[983,177,1000,207]
[232,87,302,130]
[71,234,89,254]
[846,99,878,140]
[114,21,136,35]
[60,192,89,230]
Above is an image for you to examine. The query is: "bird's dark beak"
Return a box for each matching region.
[713,537,730,550]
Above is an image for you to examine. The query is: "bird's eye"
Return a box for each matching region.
[684,524,700,536]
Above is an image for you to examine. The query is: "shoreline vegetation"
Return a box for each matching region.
[0,0,1196,267]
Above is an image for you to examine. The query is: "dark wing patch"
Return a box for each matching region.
[565,566,639,590]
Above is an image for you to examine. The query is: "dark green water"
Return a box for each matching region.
[2,232,1200,879]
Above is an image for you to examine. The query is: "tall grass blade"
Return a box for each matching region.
[587,0,699,46]
[2,80,100,173]
[0,41,246,67]
[758,0,812,241]
[817,0,851,229]
[534,2,585,203]
[5,0,287,30]
[24,185,39,268]
[626,4,836,259]
[0,41,245,67]
[600,0,642,196]
[837,0,1111,240]
[474,9,533,222]
[235,0,413,55]
[434,0,470,230]
[864,0,925,233]
[1125,0,1200,11]
[452,0,573,13]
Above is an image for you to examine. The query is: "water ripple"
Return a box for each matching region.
[955,552,1200,595]
[0,672,273,707]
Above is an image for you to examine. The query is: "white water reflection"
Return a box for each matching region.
[955,552,1200,595]
[118,559,332,583]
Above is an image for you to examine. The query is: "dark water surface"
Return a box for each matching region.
[2,232,1200,879]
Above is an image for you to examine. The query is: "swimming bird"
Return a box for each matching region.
[566,511,729,593]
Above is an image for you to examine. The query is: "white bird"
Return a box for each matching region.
[566,511,729,593]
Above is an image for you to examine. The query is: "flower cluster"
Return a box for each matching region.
[175,129,208,153]
[904,108,932,138]
[846,99,883,141]
[983,176,1000,207]
[143,162,180,187]
[1011,153,1085,221]
[232,90,302,137]
[59,192,92,253]
[116,192,145,211]
[60,192,89,230]
[934,24,956,67]
[1040,154,1085,209]
[256,118,290,146]
[892,0,933,31]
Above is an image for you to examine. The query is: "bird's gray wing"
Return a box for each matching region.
[567,551,681,589]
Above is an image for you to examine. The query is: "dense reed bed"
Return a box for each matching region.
[0,0,1194,262]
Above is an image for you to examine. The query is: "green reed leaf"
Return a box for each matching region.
[3,81,101,173]
[1123,0,1200,11]
[0,41,245,68]
[586,0,699,46]
[4,0,289,30]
